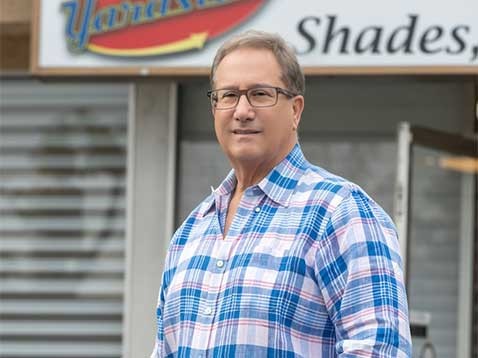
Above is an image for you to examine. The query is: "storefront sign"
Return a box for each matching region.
[61,0,265,56]
[31,0,478,75]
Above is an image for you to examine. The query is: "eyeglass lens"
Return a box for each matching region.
[212,87,278,108]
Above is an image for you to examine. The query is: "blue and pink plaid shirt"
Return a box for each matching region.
[152,144,411,357]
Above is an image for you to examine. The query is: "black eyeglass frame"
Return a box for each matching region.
[207,86,299,109]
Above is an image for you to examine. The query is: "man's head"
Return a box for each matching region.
[210,31,305,96]
[209,31,305,171]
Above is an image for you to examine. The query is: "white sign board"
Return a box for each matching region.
[32,0,478,75]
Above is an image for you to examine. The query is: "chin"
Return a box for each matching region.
[228,145,263,162]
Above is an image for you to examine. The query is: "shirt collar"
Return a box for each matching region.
[257,143,307,207]
[200,143,308,216]
[199,169,236,217]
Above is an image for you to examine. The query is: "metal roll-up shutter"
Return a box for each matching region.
[0,80,128,358]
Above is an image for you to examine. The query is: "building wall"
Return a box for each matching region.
[0,0,31,72]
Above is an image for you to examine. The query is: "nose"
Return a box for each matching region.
[233,93,254,122]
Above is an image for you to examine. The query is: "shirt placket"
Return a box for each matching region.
[201,187,264,356]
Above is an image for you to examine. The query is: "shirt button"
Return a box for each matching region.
[216,260,224,268]
[204,306,213,315]
[254,207,261,213]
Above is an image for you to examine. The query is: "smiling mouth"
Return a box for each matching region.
[232,129,261,135]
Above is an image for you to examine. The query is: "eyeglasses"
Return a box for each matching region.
[207,86,298,110]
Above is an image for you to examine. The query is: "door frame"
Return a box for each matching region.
[394,122,477,358]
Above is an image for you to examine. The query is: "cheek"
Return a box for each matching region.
[214,119,228,143]
[268,118,291,136]
[213,115,221,131]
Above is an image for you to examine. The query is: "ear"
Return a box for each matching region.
[291,95,304,130]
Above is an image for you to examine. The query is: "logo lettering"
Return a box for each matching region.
[61,0,261,55]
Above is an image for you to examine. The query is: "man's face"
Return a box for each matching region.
[212,47,304,168]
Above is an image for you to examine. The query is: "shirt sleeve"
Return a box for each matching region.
[150,273,166,358]
[315,189,412,357]
[150,204,206,357]
[151,239,177,358]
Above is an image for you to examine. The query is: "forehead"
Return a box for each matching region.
[214,47,284,88]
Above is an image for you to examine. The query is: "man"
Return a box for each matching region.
[152,31,411,357]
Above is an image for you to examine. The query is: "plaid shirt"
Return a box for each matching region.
[152,144,411,357]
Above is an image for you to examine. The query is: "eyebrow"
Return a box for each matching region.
[215,83,276,90]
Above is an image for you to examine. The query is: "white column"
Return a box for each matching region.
[123,81,178,358]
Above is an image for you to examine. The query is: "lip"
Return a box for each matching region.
[232,129,261,135]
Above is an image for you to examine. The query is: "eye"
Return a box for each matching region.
[249,88,273,97]
[221,91,239,99]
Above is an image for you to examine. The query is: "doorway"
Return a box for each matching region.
[395,122,477,357]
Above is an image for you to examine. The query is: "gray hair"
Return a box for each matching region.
[210,30,305,95]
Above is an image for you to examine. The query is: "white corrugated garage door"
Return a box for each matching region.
[0,80,128,358]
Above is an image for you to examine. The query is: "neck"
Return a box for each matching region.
[231,141,297,193]
[233,162,273,193]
